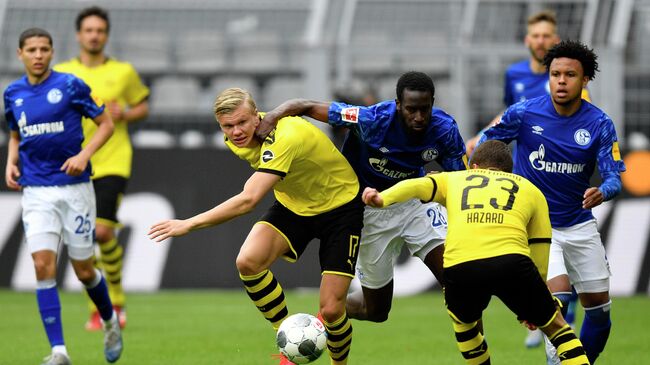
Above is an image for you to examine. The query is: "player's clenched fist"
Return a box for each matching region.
[362,187,384,208]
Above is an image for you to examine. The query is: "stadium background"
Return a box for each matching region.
[1,0,649,297]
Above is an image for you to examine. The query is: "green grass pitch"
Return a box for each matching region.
[1,289,648,364]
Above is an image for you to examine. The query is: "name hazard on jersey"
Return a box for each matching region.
[466,211,504,224]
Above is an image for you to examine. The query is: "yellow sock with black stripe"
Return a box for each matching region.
[451,319,490,365]
[99,237,125,306]
[239,270,288,330]
[549,324,590,365]
[324,313,352,363]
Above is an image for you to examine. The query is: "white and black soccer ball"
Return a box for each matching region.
[276,313,327,364]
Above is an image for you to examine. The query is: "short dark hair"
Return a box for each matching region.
[395,71,435,101]
[19,28,53,49]
[76,6,110,33]
[543,40,599,81]
[469,140,513,173]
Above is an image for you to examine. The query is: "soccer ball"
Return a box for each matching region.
[276,313,327,364]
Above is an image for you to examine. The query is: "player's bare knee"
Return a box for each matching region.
[320,302,346,324]
[33,258,55,280]
[579,291,610,308]
[95,225,114,243]
[73,261,98,284]
[235,254,264,276]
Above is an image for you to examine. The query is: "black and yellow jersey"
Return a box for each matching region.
[54,58,149,179]
[380,169,551,274]
[225,116,359,216]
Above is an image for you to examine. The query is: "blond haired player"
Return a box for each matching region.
[149,88,363,365]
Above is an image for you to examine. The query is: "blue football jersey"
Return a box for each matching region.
[3,71,105,186]
[481,95,626,227]
[328,101,467,191]
[504,60,549,107]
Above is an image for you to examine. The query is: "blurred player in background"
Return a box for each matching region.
[363,140,590,365]
[149,88,363,365]
[55,6,150,331]
[466,10,586,347]
[4,28,122,365]
[466,10,590,154]
[479,40,625,364]
[258,71,467,323]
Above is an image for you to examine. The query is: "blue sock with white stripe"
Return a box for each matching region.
[85,269,114,321]
[580,301,612,363]
[36,281,64,348]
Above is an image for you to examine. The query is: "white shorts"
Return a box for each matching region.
[22,182,96,260]
[547,219,611,293]
[355,199,447,289]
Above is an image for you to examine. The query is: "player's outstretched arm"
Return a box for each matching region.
[256,99,330,139]
[61,110,114,176]
[148,171,280,242]
[5,131,21,190]
[371,177,437,208]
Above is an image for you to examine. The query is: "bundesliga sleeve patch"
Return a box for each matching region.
[340,107,359,123]
[612,141,621,161]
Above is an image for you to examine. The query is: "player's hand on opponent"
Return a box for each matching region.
[255,110,280,139]
[5,163,21,190]
[465,135,480,156]
[60,153,90,176]
[106,101,124,121]
[582,187,604,209]
[362,187,384,208]
[148,219,192,242]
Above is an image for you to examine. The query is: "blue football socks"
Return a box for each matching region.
[36,281,64,348]
[85,269,114,321]
[580,301,612,363]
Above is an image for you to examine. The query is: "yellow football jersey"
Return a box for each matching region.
[381,169,551,269]
[54,58,149,178]
[225,116,359,216]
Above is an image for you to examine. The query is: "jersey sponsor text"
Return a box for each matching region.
[529,144,585,174]
[21,121,65,137]
[369,157,417,179]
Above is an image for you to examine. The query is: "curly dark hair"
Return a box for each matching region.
[76,6,110,33]
[543,40,599,80]
[395,71,435,101]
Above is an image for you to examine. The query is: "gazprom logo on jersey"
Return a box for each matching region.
[17,111,65,137]
[369,157,416,179]
[529,144,585,173]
